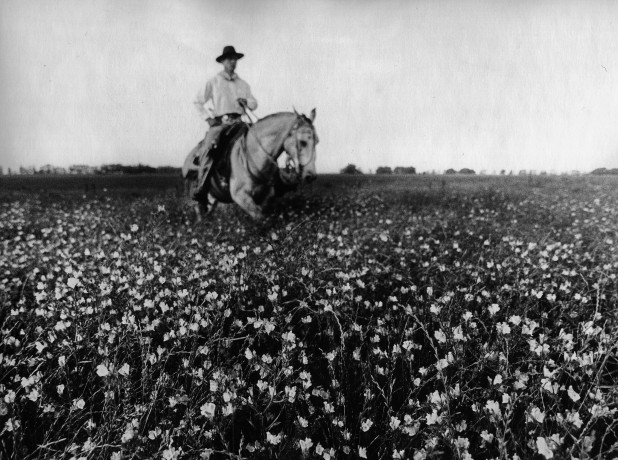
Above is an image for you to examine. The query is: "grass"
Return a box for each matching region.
[0,174,617,459]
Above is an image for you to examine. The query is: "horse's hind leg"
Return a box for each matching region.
[205,193,219,216]
[193,202,206,223]
[193,193,218,223]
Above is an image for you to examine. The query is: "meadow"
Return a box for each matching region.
[1,174,617,459]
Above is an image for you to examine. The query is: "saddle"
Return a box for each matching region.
[195,121,249,203]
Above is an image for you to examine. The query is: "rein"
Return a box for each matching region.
[243,114,313,184]
[245,129,279,184]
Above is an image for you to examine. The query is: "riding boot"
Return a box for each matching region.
[193,147,215,200]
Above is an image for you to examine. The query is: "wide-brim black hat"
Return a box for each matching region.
[216,45,244,63]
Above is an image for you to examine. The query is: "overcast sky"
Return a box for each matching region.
[1,0,617,173]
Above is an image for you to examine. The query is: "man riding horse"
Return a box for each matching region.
[182,45,319,221]
[188,45,257,197]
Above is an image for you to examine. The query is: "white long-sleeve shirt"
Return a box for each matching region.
[194,71,258,119]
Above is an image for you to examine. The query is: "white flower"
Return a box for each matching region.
[118,363,130,377]
[4,390,16,404]
[96,364,110,377]
[67,277,79,288]
[162,446,182,460]
[536,437,554,458]
[528,406,545,423]
[455,437,470,449]
[480,430,494,443]
[121,425,134,443]
[299,437,313,452]
[434,330,447,343]
[266,431,282,445]
[359,446,368,458]
[566,411,583,428]
[73,398,85,410]
[487,304,500,316]
[130,224,139,232]
[452,325,465,341]
[361,419,373,432]
[245,348,254,360]
[426,409,441,425]
[485,400,501,418]
[567,385,581,402]
[389,416,401,430]
[201,402,216,419]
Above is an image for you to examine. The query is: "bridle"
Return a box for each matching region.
[247,114,317,183]
[288,117,317,169]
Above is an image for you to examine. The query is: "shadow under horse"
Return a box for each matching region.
[182,110,318,221]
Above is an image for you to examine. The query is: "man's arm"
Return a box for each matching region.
[244,82,258,111]
[194,79,214,120]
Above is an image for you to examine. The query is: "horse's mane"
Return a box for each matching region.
[257,111,313,126]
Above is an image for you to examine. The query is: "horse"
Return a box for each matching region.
[182,109,318,221]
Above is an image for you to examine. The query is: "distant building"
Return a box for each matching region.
[459,168,476,175]
[20,166,36,175]
[100,164,124,174]
[39,164,62,174]
[69,164,97,174]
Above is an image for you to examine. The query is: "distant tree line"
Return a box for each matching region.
[375,166,416,175]
[340,164,417,175]
[445,168,476,175]
[98,164,181,174]
[3,164,181,175]
[340,164,363,175]
[590,167,618,175]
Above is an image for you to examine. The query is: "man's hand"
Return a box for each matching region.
[237,98,247,107]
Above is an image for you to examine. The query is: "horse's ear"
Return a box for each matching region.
[309,108,316,122]
[293,106,299,116]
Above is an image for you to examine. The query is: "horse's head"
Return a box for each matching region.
[283,108,318,184]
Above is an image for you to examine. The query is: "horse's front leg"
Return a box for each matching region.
[231,183,267,220]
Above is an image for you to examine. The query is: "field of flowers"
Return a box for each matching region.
[1,175,617,459]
